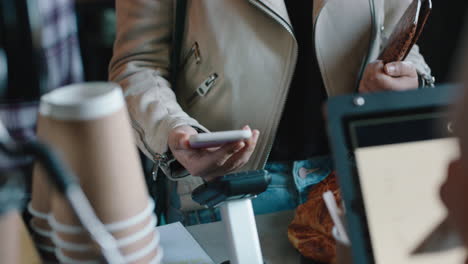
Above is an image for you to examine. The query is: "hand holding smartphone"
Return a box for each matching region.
[189,129,252,148]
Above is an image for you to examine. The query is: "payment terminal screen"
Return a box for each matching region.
[349,112,465,264]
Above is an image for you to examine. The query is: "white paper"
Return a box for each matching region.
[157,222,215,264]
[355,138,465,264]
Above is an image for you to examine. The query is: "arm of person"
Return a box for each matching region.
[359,44,433,93]
[359,0,434,93]
[405,44,435,87]
[382,0,434,87]
[109,0,204,179]
[109,0,259,181]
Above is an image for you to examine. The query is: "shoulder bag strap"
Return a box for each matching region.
[154,0,187,225]
[170,0,188,91]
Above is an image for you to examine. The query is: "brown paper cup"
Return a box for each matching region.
[52,213,161,263]
[53,215,159,248]
[59,245,163,264]
[29,114,56,225]
[58,247,101,261]
[53,212,155,244]
[51,201,161,263]
[57,231,162,264]
[28,115,58,261]
[38,82,148,223]
[29,217,54,245]
[36,82,157,260]
[28,206,57,261]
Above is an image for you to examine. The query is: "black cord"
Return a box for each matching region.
[0,141,77,194]
[0,173,25,216]
[0,140,125,263]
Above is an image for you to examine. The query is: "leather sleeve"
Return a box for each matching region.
[405,44,434,85]
[108,0,207,172]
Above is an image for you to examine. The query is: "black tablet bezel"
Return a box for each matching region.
[326,85,459,264]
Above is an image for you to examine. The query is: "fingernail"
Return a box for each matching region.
[386,64,396,75]
[244,125,250,130]
[235,142,245,151]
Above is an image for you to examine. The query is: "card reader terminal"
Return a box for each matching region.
[192,170,271,208]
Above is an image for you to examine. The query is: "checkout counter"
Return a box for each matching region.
[187,210,300,264]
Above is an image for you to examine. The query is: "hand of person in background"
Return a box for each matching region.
[440,159,468,250]
[359,60,419,93]
[168,125,260,181]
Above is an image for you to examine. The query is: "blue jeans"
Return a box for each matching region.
[167,156,333,226]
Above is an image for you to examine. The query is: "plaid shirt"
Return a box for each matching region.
[0,0,83,169]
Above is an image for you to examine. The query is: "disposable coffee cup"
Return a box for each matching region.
[27,199,57,261]
[51,215,154,246]
[30,115,56,221]
[29,217,54,245]
[51,199,156,242]
[39,82,148,219]
[41,83,149,226]
[51,207,157,250]
[55,228,162,264]
[37,82,158,261]
[28,116,59,261]
[50,202,162,264]
[332,226,353,264]
[58,245,163,264]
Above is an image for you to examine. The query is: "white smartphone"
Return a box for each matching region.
[189,129,252,148]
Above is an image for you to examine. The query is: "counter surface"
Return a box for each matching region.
[187,210,303,264]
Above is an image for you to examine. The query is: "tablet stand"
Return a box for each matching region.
[220,198,263,264]
[191,170,271,264]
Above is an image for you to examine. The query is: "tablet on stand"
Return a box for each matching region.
[327,85,465,264]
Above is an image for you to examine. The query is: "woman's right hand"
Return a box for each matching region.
[167,125,260,181]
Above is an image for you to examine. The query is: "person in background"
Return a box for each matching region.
[0,0,83,176]
[0,0,83,235]
[109,0,434,226]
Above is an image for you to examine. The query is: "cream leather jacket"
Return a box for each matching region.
[109,0,432,210]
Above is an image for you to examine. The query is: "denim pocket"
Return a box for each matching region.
[293,156,333,203]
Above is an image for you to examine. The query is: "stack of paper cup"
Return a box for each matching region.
[30,82,162,263]
[50,199,161,263]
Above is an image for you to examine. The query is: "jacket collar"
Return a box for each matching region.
[254,0,328,27]
[253,0,291,27]
[313,0,327,21]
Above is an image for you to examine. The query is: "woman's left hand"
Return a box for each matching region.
[359,60,419,93]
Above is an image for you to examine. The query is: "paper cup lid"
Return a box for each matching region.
[39,82,125,121]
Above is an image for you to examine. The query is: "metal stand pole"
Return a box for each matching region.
[220,198,263,264]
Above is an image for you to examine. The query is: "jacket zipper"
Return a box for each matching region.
[248,0,298,168]
[129,116,167,180]
[186,73,219,105]
[181,41,202,68]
